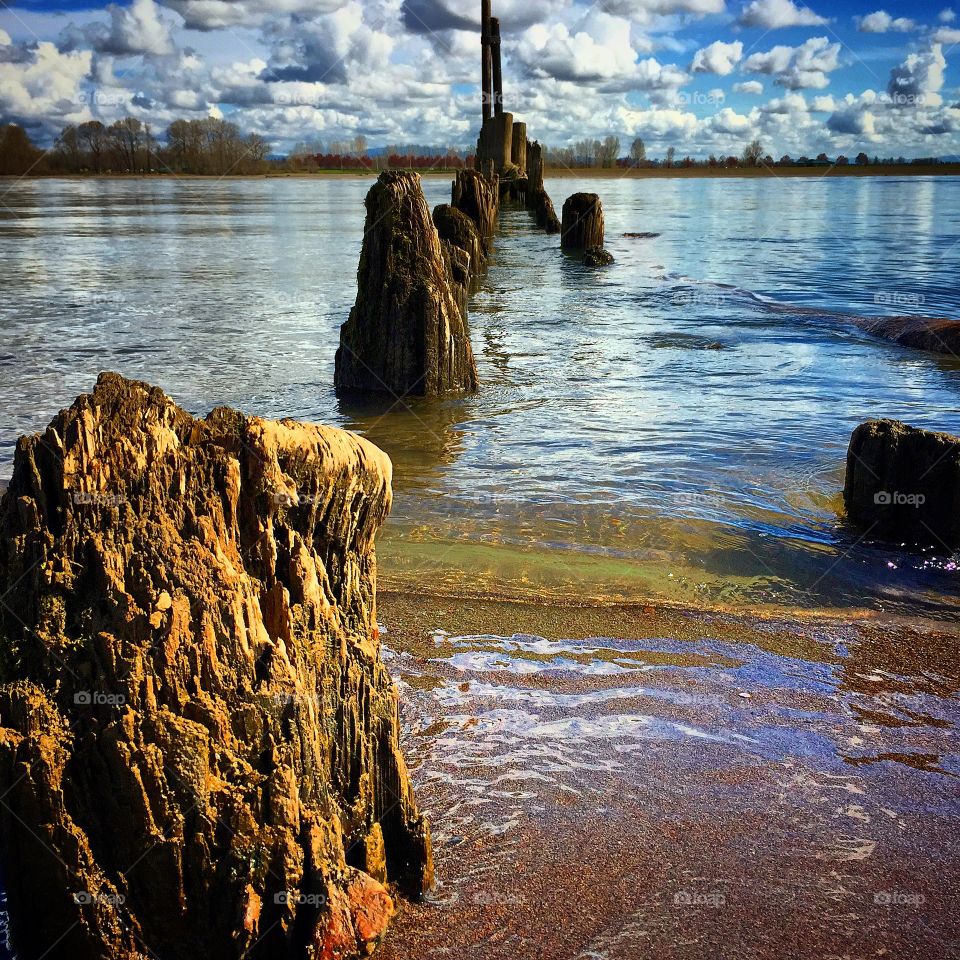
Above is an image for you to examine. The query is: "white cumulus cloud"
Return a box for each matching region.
[691,40,743,75]
[738,0,827,29]
[856,10,916,33]
[888,43,945,108]
[743,36,841,89]
[0,41,93,126]
[159,0,348,31]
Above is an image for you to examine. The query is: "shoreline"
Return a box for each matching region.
[2,162,958,182]
[378,586,960,646]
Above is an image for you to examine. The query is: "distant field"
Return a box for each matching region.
[544,162,960,179]
[5,163,958,180]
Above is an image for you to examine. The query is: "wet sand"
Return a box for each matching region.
[377,591,960,959]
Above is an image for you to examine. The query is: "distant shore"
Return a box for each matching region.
[3,162,958,182]
[546,162,960,179]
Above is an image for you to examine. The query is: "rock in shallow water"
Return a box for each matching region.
[0,373,433,960]
[583,247,615,267]
[860,315,960,356]
[844,418,960,547]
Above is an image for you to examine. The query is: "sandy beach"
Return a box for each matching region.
[376,590,960,959]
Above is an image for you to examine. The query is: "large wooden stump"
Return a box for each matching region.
[335,171,478,398]
[453,168,499,239]
[0,373,434,960]
[561,193,605,251]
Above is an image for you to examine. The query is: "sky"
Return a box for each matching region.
[1,0,959,157]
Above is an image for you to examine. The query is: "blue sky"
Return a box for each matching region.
[2,0,958,156]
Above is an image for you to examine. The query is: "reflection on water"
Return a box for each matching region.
[1,176,959,615]
[376,597,960,959]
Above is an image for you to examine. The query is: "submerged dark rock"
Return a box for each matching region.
[844,418,960,546]
[583,247,615,267]
[0,373,433,960]
[335,171,478,398]
[860,315,960,356]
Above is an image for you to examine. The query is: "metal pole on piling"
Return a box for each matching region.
[482,0,492,123]
[491,17,503,117]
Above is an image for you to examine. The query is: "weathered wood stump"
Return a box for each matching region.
[335,171,478,398]
[511,122,527,175]
[0,373,434,960]
[433,203,487,280]
[453,168,499,239]
[476,113,513,173]
[844,418,960,546]
[561,193,605,251]
[532,188,561,233]
[523,144,560,231]
[527,140,545,193]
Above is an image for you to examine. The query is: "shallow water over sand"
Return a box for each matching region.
[377,594,960,960]
[1,175,959,616]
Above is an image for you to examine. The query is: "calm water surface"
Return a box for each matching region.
[2,175,959,615]
[2,177,960,959]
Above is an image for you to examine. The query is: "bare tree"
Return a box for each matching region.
[54,125,82,172]
[598,135,620,168]
[108,118,143,172]
[78,121,107,173]
[630,137,646,165]
[741,138,764,166]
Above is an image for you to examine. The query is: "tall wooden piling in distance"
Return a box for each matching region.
[511,122,527,173]
[481,0,492,123]
[491,17,504,117]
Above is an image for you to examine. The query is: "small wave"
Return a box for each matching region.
[658,272,957,350]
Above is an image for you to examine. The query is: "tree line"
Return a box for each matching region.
[49,117,270,175]
[0,122,946,177]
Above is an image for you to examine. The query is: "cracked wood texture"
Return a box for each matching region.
[335,171,478,398]
[0,373,433,960]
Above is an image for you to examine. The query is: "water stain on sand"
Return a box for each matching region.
[377,592,960,960]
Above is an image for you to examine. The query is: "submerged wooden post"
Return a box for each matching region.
[561,193,605,250]
[562,192,613,264]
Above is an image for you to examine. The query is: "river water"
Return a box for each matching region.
[1,175,959,959]
[2,174,958,616]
